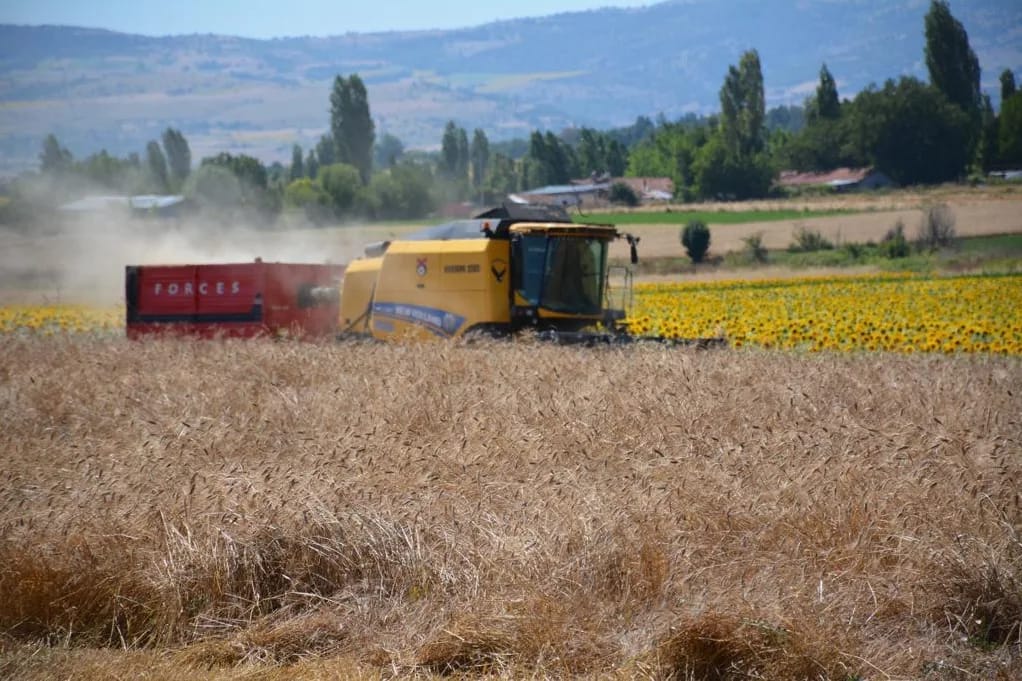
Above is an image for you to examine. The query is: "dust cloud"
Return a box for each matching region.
[0,213,395,306]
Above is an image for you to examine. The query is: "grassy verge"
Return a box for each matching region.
[619,232,1022,277]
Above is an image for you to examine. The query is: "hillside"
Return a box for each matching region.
[1,0,1020,175]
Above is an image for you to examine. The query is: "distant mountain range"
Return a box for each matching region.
[1,0,1020,176]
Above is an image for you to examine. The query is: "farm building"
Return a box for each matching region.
[777,167,893,192]
[59,194,189,219]
[510,176,674,206]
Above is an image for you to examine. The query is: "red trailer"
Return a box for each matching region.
[125,261,345,340]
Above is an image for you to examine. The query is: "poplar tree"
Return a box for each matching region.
[161,128,192,186]
[924,1,981,118]
[1001,69,1017,102]
[145,140,169,192]
[470,129,490,191]
[329,74,375,183]
[290,144,304,181]
[810,64,841,121]
[719,49,765,157]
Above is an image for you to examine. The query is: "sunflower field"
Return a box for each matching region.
[625,272,1022,354]
[2,272,1020,354]
[0,304,122,335]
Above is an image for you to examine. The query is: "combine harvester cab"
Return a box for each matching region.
[339,203,641,342]
[126,261,344,339]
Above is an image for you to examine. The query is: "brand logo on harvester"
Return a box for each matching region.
[153,281,241,295]
[416,258,427,277]
[372,302,465,337]
[491,259,507,283]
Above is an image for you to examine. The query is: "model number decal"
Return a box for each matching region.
[443,264,481,274]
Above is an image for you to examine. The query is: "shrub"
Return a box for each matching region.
[843,242,865,259]
[608,182,639,207]
[787,225,834,252]
[881,220,910,258]
[742,233,768,263]
[680,220,711,263]
[916,203,957,251]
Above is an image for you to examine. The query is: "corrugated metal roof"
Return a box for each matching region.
[522,182,610,196]
[130,195,185,210]
[59,195,185,212]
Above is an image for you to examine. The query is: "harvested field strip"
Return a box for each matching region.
[628,272,1022,353]
[1,338,1020,678]
[581,208,854,225]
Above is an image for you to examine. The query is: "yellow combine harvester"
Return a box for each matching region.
[339,203,640,342]
[339,203,722,345]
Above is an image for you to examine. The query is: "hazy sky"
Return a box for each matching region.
[1,0,656,37]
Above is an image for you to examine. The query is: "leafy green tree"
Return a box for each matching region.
[186,164,243,212]
[368,162,434,219]
[720,49,766,157]
[329,74,375,183]
[317,163,363,217]
[440,121,464,179]
[485,152,520,201]
[781,116,862,172]
[846,77,971,184]
[283,177,330,223]
[693,134,774,200]
[305,149,319,180]
[977,95,999,172]
[697,50,773,199]
[924,1,981,119]
[576,128,629,178]
[470,129,489,194]
[765,105,806,133]
[145,140,169,192]
[161,128,191,187]
[626,122,710,200]
[524,131,576,188]
[605,139,628,177]
[1002,69,1017,102]
[576,128,602,176]
[199,152,280,220]
[374,133,405,169]
[79,150,144,192]
[455,127,469,179]
[316,134,336,166]
[284,177,326,206]
[202,152,267,190]
[807,64,841,122]
[999,91,1022,164]
[290,144,304,181]
[525,132,551,187]
[39,134,72,173]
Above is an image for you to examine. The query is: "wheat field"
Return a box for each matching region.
[1,336,1020,679]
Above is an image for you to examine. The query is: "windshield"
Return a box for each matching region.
[514,235,608,315]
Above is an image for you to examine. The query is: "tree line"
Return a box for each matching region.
[3,1,1020,228]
